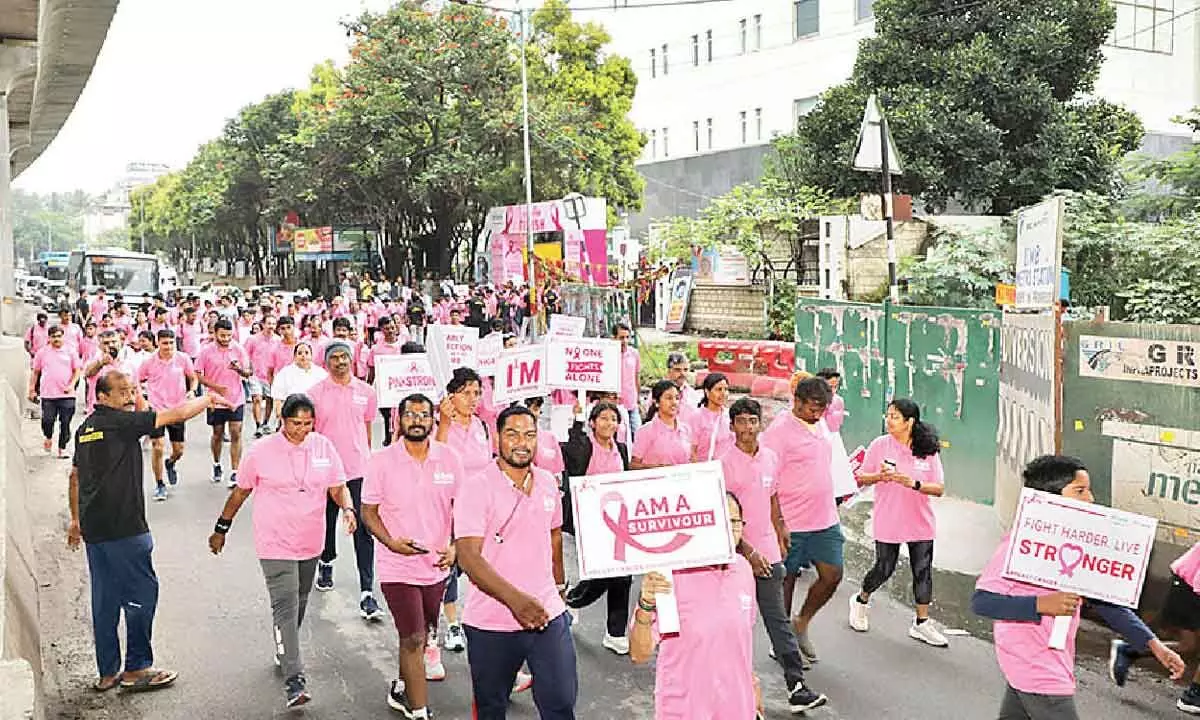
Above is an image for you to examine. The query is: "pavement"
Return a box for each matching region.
[26,410,1188,720]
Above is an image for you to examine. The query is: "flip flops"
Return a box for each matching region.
[92,676,120,692]
[119,669,178,692]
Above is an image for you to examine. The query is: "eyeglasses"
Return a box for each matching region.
[401,411,433,421]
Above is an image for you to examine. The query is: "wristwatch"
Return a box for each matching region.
[913,480,923,492]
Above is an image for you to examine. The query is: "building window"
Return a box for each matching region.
[793,96,818,127]
[706,118,713,149]
[650,48,656,78]
[753,14,763,51]
[706,29,713,62]
[755,108,763,140]
[1110,0,1174,54]
[662,127,669,157]
[662,43,669,75]
[739,18,748,54]
[856,0,875,21]
[693,121,700,152]
[794,0,819,39]
[691,34,699,66]
[650,129,657,158]
[739,111,747,144]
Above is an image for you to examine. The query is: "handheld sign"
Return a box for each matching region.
[427,325,479,387]
[548,314,586,339]
[477,332,504,377]
[569,461,737,633]
[374,354,442,407]
[1002,488,1157,649]
[493,345,548,403]
[546,338,621,393]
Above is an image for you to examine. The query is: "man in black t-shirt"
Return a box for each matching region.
[69,369,228,692]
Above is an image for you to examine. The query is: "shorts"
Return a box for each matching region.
[1160,573,1200,630]
[381,580,448,639]
[247,378,266,397]
[207,405,245,426]
[149,422,185,443]
[784,523,845,574]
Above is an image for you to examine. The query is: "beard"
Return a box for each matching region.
[402,426,430,442]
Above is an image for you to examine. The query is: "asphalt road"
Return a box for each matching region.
[29,411,1185,720]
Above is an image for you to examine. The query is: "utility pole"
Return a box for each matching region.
[852,93,904,305]
[518,0,537,335]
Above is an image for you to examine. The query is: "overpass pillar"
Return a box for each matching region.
[0,46,37,335]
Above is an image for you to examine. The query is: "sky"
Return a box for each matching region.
[13,0,394,195]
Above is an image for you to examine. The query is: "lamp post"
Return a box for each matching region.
[518,0,536,329]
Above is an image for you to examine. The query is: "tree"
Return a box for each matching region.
[771,0,1143,214]
[903,226,1014,308]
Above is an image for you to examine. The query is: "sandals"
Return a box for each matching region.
[119,668,178,692]
[92,676,120,692]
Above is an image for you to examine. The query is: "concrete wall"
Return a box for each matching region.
[684,284,766,337]
[630,145,772,237]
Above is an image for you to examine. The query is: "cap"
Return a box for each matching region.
[325,341,352,363]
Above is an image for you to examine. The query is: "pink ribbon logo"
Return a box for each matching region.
[1058,543,1085,577]
[600,491,694,562]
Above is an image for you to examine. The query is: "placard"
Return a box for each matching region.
[374,354,441,408]
[1002,488,1157,608]
[493,345,548,403]
[427,325,479,386]
[477,332,504,377]
[546,337,621,393]
[549,314,586,339]
[570,461,737,580]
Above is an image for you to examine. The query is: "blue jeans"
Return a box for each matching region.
[465,612,577,720]
[321,478,374,592]
[625,404,642,437]
[85,533,159,677]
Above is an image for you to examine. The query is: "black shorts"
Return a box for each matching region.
[1160,573,1200,630]
[149,422,186,442]
[207,405,245,426]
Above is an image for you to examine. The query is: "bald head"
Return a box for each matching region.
[96,370,136,411]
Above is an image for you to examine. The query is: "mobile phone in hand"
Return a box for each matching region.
[882,459,897,473]
[408,541,431,554]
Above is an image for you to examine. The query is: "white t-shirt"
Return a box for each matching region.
[270,363,329,401]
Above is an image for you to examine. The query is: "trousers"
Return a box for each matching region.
[757,562,807,689]
[260,558,319,679]
[320,478,375,592]
[465,613,578,719]
[41,397,76,448]
[565,576,632,637]
[861,540,935,605]
[997,685,1079,720]
[85,533,159,678]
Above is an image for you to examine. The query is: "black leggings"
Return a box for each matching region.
[861,540,934,605]
[379,407,394,447]
[41,398,76,449]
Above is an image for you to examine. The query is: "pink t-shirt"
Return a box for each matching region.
[633,417,693,466]
[685,405,734,462]
[271,340,300,377]
[194,342,250,407]
[366,339,405,369]
[33,345,82,399]
[26,324,49,355]
[443,416,493,481]
[454,463,566,632]
[586,437,625,475]
[825,394,846,433]
[862,435,943,543]
[137,352,194,410]
[721,445,782,565]
[649,558,757,720]
[89,298,109,319]
[307,376,378,480]
[79,336,98,364]
[535,431,565,474]
[619,346,640,409]
[476,377,503,432]
[760,413,838,532]
[246,333,279,382]
[976,533,1081,696]
[1171,542,1200,593]
[178,318,204,357]
[236,432,347,561]
[362,440,462,585]
[59,323,83,356]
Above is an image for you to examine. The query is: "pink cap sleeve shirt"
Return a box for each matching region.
[1171,542,1200,594]
[720,445,782,565]
[33,346,82,399]
[137,353,194,410]
[195,343,249,407]
[236,432,348,561]
[760,413,837,533]
[632,418,693,467]
[862,435,942,543]
[453,464,566,632]
[362,440,463,585]
[307,377,378,480]
[976,533,1081,696]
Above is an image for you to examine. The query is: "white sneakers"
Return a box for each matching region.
[848,595,870,632]
[602,633,630,655]
[424,635,446,681]
[909,619,949,648]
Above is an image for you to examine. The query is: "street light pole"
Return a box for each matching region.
[879,114,898,304]
[139,194,146,253]
[518,1,536,332]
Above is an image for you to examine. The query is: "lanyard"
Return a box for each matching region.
[287,443,311,493]
[494,470,532,544]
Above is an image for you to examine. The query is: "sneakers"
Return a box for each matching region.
[153,485,168,502]
[1180,684,1200,715]
[1109,639,1134,687]
[909,618,949,647]
[443,624,466,652]
[254,427,264,439]
[788,682,829,714]
[361,593,384,622]
[227,472,237,490]
[512,670,533,694]
[602,633,630,655]
[849,594,870,632]
[165,458,179,486]
[315,561,334,592]
[387,679,409,713]
[795,629,819,664]
[57,446,68,459]
[43,438,51,453]
[285,674,311,708]
[213,463,223,484]
[424,643,446,681]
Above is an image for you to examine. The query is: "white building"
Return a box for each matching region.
[83,162,171,244]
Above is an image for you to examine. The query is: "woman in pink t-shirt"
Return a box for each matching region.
[684,372,734,462]
[631,492,763,720]
[630,380,693,470]
[849,398,948,646]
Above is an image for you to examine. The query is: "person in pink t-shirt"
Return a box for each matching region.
[269,316,301,386]
[79,320,99,363]
[524,397,565,476]
[850,398,949,647]
[684,372,734,462]
[720,397,827,714]
[454,406,575,720]
[759,376,840,665]
[816,368,846,433]
[25,311,50,357]
[194,319,253,489]
[246,315,280,436]
[366,316,408,444]
[630,493,763,720]
[89,288,109,322]
[177,306,204,358]
[208,394,357,710]
[361,393,463,718]
[972,455,1183,720]
[630,380,693,469]
[29,325,83,456]
[136,330,198,500]
[613,322,642,436]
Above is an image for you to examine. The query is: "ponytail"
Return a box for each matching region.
[644,379,677,424]
[889,398,940,458]
[698,372,728,408]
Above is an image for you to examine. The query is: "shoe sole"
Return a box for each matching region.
[602,643,629,655]
[1108,640,1126,686]
[443,641,465,652]
[1180,700,1200,715]
[362,611,383,622]
[790,694,829,714]
[154,495,167,502]
[286,692,311,708]
[849,596,870,632]
[908,629,949,647]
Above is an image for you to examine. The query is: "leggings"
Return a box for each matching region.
[379,407,394,447]
[41,398,76,448]
[861,540,934,605]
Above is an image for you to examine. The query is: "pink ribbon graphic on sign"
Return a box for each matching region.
[600,491,692,562]
[1058,543,1085,577]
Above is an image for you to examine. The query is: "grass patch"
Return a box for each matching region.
[639,339,699,389]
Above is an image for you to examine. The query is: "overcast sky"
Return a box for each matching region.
[14,0,394,195]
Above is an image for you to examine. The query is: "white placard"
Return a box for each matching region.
[1015,197,1064,310]
[549,314,586,339]
[427,325,479,386]
[569,461,736,580]
[374,354,442,408]
[477,332,504,377]
[493,345,548,403]
[546,337,621,393]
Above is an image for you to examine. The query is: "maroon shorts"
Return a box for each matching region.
[381,580,447,639]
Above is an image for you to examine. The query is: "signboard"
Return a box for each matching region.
[1079,335,1200,389]
[1003,488,1157,608]
[546,338,621,392]
[570,461,737,580]
[374,354,441,407]
[1105,420,1200,544]
[477,332,504,377]
[493,345,548,403]
[664,270,693,333]
[995,283,1016,307]
[427,325,480,387]
[1015,197,1064,310]
[548,314,586,339]
[996,312,1059,521]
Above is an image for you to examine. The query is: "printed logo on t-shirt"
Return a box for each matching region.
[739,593,754,612]
[540,446,554,458]
[914,460,931,472]
[352,394,368,405]
[761,475,773,489]
[543,496,556,512]
[432,471,454,485]
[312,457,331,469]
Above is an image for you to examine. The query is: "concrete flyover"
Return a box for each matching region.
[1,3,118,718]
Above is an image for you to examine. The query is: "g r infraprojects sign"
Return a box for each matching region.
[1080,335,1200,388]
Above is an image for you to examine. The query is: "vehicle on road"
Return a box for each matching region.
[66,248,160,307]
